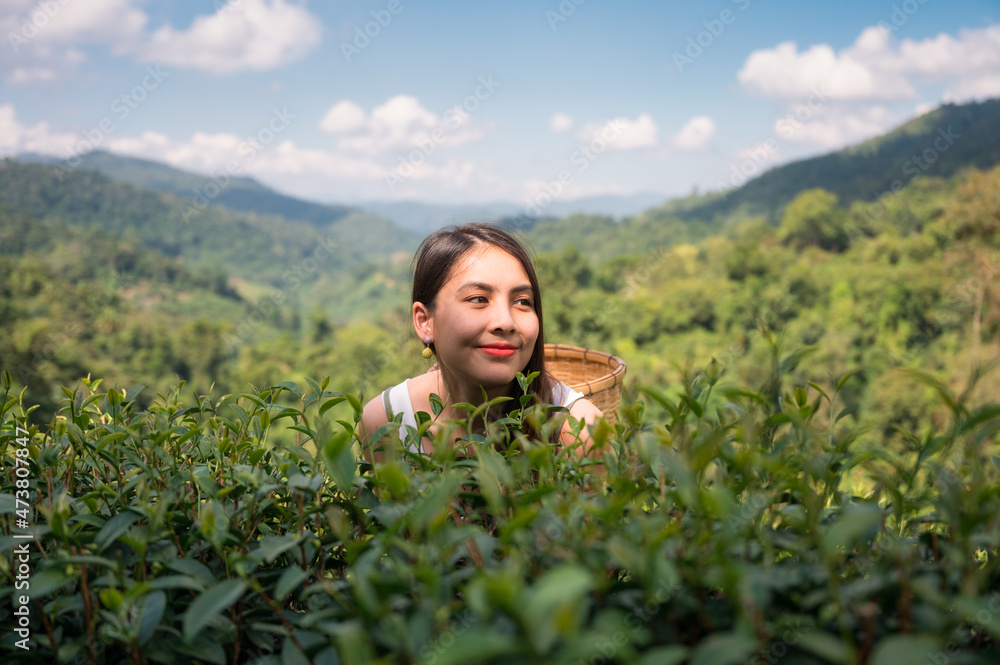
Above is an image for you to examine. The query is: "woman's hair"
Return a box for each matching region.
[411,222,556,434]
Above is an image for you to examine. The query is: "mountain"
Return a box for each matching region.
[657,97,1000,224]
[18,150,355,228]
[0,158,419,324]
[359,192,667,234]
[500,97,1000,260]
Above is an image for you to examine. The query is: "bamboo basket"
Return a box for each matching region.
[545,343,626,424]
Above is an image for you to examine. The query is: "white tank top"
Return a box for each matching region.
[381,378,585,452]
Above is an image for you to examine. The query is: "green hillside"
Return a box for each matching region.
[2,102,1000,441]
[0,159,418,323]
[25,150,356,227]
[659,97,1000,224]
[0,203,254,421]
[510,98,1000,261]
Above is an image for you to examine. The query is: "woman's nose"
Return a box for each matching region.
[489,303,516,332]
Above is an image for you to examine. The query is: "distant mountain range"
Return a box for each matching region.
[10,96,1000,256]
[17,150,665,234]
[17,150,355,228]
[358,192,668,235]
[653,98,1000,224]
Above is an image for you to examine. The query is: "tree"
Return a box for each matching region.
[778,188,849,252]
[947,166,1000,244]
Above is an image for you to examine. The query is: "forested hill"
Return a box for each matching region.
[0,159,415,286]
[514,97,1000,260]
[19,150,356,228]
[657,97,1000,224]
[0,199,254,421]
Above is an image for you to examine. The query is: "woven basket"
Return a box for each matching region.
[545,343,626,424]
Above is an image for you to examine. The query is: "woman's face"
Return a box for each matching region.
[420,245,539,393]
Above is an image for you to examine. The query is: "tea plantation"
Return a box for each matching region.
[1,341,999,664]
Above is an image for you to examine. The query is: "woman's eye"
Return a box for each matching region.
[469,296,488,304]
[516,297,534,308]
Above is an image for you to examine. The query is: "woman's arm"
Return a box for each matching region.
[560,398,604,458]
[359,396,390,465]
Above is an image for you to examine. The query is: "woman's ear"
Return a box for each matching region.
[413,301,433,339]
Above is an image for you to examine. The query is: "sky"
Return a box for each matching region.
[1,0,998,210]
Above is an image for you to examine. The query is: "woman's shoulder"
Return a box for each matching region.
[360,388,391,440]
[361,376,409,439]
[550,379,603,422]
[361,372,435,429]
[550,379,585,407]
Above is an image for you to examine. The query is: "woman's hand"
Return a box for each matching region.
[560,398,605,459]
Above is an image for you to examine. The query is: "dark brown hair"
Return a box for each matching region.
[411,222,556,433]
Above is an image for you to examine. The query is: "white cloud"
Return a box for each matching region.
[0,0,148,83]
[0,104,80,156]
[549,112,573,132]
[0,97,496,203]
[0,0,321,82]
[775,103,898,149]
[944,72,1000,103]
[319,94,489,155]
[578,113,658,150]
[738,35,914,101]
[107,130,171,155]
[8,67,57,84]
[0,0,147,46]
[139,0,322,75]
[736,22,1000,152]
[37,0,147,45]
[673,116,715,151]
[894,24,1000,81]
[319,100,367,134]
[79,120,390,193]
[738,23,1000,103]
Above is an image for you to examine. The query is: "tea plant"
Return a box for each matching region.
[1,345,998,664]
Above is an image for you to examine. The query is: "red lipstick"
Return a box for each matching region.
[480,343,516,358]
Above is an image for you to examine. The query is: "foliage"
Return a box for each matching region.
[0,159,414,320]
[644,97,1000,226]
[5,162,1000,448]
[1,342,999,664]
[58,151,357,228]
[778,189,849,252]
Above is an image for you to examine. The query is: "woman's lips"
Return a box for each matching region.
[480,344,516,358]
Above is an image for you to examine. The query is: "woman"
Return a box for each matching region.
[360,223,603,459]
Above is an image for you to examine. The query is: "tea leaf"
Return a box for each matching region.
[182,579,247,642]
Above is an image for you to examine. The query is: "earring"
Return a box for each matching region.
[421,336,434,359]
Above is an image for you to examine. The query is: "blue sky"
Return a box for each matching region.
[1,0,998,208]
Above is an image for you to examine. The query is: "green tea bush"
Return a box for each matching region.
[1,342,999,664]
